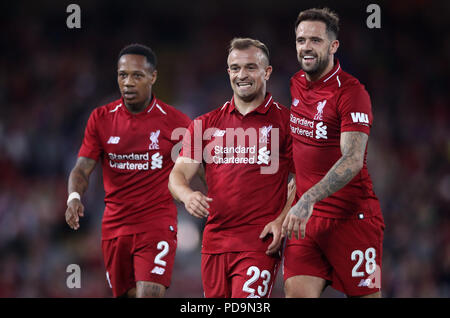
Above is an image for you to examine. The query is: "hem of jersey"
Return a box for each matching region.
[101,224,177,241]
[201,248,270,255]
[101,229,149,241]
[311,211,379,220]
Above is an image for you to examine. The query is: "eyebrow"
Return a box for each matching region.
[118,70,147,74]
[297,35,324,40]
[229,62,258,67]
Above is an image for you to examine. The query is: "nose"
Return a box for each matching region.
[237,68,248,80]
[301,39,313,51]
[123,75,135,86]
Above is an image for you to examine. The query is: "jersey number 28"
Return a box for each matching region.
[351,247,376,277]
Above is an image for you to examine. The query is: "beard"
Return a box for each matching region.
[298,51,330,78]
[232,81,259,103]
[235,90,258,103]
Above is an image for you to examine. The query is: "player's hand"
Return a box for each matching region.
[259,218,284,255]
[281,196,314,240]
[184,191,212,218]
[65,199,84,230]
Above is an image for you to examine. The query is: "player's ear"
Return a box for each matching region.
[329,40,339,55]
[264,65,273,80]
[150,70,157,85]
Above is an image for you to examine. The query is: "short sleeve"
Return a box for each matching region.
[281,107,295,174]
[286,132,296,174]
[179,117,204,163]
[338,84,373,135]
[169,109,192,145]
[78,109,102,161]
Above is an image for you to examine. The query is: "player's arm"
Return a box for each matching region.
[65,156,97,230]
[260,175,296,255]
[169,157,212,218]
[282,131,368,239]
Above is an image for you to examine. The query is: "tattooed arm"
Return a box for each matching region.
[282,131,368,239]
[65,157,97,230]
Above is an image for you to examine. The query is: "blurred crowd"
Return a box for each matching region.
[0,0,448,297]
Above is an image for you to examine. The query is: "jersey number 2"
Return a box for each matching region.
[154,241,169,266]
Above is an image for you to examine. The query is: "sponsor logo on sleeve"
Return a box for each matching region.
[350,112,369,124]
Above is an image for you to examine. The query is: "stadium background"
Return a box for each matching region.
[0,0,448,297]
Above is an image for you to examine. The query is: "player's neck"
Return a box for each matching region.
[305,59,335,83]
[124,95,152,114]
[233,93,265,116]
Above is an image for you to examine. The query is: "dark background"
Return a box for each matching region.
[0,0,449,297]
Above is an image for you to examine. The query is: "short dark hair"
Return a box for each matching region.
[118,43,157,69]
[228,37,270,65]
[295,8,340,40]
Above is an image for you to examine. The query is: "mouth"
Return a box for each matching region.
[123,91,137,99]
[302,55,317,63]
[236,82,252,88]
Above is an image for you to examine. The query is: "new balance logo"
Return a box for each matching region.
[257,146,270,165]
[151,266,165,275]
[350,112,369,124]
[213,129,226,137]
[107,136,120,144]
[315,122,328,139]
[151,152,163,170]
[358,278,372,287]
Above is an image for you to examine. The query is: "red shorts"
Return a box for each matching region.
[101,230,177,297]
[283,214,384,296]
[201,251,280,298]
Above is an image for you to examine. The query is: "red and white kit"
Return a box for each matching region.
[286,60,385,296]
[181,93,294,298]
[79,96,191,296]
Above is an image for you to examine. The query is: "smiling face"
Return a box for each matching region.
[295,20,339,81]
[117,54,157,113]
[227,46,272,104]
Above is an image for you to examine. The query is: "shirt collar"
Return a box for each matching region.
[294,59,341,88]
[228,93,274,115]
[120,95,157,116]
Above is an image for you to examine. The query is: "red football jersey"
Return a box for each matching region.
[78,96,191,239]
[180,93,294,254]
[290,60,382,219]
